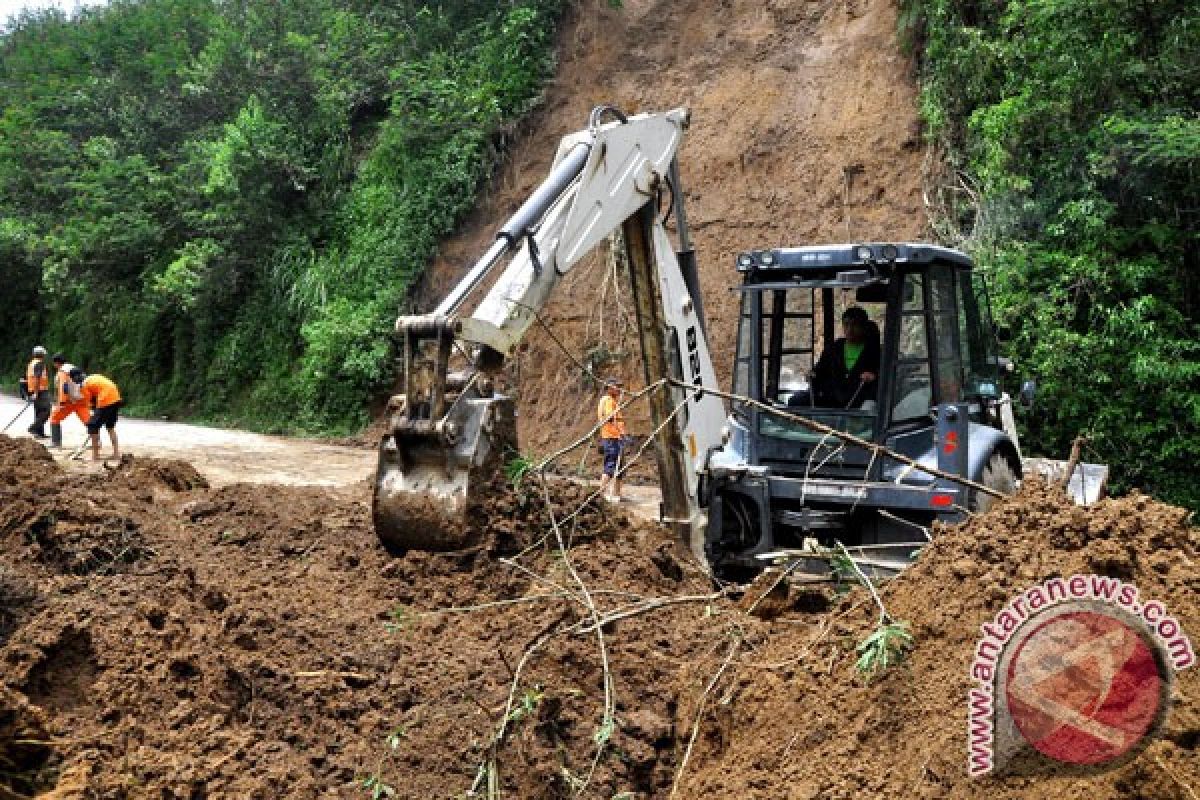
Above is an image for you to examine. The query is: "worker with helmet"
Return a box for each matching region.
[69,368,122,462]
[47,354,90,449]
[24,345,52,439]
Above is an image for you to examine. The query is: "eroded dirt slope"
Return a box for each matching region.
[416,0,928,459]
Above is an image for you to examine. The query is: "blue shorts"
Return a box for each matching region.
[601,438,623,476]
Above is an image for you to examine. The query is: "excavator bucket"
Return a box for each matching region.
[372,316,517,550]
[373,393,515,550]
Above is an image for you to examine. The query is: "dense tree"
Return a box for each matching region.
[0,0,563,432]
[902,0,1200,508]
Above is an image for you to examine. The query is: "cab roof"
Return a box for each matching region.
[735,242,974,274]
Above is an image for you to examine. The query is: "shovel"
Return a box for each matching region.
[1,400,32,434]
[68,437,90,461]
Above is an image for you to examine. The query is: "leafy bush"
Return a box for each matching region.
[0,0,564,433]
[903,0,1200,509]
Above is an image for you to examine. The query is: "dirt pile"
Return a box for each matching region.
[108,453,210,493]
[0,433,733,798]
[2,456,1198,798]
[673,481,1199,799]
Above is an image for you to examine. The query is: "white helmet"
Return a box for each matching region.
[32,345,46,357]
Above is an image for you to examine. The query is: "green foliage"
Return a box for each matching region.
[0,0,565,433]
[903,0,1200,509]
[504,451,536,491]
[855,621,914,680]
[383,604,410,634]
[506,686,545,725]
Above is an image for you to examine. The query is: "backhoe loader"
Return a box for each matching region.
[372,105,1106,578]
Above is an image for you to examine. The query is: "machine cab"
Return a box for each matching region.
[728,243,1002,466]
[706,243,1010,576]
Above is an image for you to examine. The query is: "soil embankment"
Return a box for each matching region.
[2,440,1196,797]
[417,0,928,463]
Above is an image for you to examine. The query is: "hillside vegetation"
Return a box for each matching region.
[903,0,1200,508]
[1,0,1197,510]
[0,0,562,433]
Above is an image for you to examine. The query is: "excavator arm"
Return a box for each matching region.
[374,106,726,562]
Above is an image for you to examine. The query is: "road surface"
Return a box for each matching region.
[0,393,375,487]
[0,393,664,518]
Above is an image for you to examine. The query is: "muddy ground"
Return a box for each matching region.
[2,440,1197,799]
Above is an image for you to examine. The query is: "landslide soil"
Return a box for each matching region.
[416,0,928,466]
[6,2,1198,799]
[3,440,1198,799]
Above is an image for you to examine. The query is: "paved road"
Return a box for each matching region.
[0,393,375,487]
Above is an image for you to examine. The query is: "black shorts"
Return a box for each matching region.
[87,402,122,432]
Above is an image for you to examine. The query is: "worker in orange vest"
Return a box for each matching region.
[24,345,51,439]
[47,354,90,449]
[69,369,122,462]
[596,378,627,501]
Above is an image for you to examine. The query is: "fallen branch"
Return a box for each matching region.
[469,612,568,798]
[744,560,805,616]
[537,476,614,796]
[670,631,741,799]
[571,589,732,635]
[294,671,370,681]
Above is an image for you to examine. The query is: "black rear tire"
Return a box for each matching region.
[971,451,1019,513]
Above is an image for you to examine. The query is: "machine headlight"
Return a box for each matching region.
[759,250,776,267]
[880,244,899,261]
[736,252,754,269]
[853,244,874,262]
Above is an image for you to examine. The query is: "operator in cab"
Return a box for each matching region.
[811,306,880,409]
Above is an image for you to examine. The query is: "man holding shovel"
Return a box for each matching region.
[48,354,90,449]
[70,368,122,462]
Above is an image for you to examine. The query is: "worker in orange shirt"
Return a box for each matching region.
[596,378,627,502]
[47,354,90,449]
[24,345,51,439]
[69,369,122,462]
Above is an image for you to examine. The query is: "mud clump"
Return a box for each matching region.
[107,453,210,492]
[376,470,633,554]
[674,479,1200,799]
[0,685,57,796]
[0,433,55,487]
